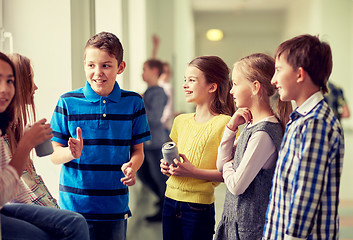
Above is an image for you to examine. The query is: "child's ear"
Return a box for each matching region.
[296,67,306,83]
[252,80,261,95]
[117,61,126,74]
[209,83,218,93]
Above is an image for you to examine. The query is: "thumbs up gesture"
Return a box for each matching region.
[68,127,83,159]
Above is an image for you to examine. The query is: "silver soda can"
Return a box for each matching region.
[35,139,54,157]
[162,142,179,165]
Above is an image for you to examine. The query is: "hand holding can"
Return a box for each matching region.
[162,142,180,166]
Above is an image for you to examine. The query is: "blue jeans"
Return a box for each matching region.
[162,197,215,240]
[1,203,89,240]
[87,219,127,240]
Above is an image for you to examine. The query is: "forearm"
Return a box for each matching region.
[129,148,144,173]
[50,145,74,165]
[9,140,32,176]
[217,126,237,171]
[0,166,20,206]
[192,168,224,182]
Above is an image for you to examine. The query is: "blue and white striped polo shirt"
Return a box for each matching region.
[51,81,151,221]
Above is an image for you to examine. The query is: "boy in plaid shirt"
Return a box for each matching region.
[263,34,344,240]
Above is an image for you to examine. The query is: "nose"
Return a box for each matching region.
[229,85,234,95]
[271,76,276,85]
[94,67,104,77]
[183,81,188,89]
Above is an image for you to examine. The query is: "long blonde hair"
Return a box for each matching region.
[234,53,292,130]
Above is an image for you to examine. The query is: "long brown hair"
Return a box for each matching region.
[8,53,36,147]
[189,56,235,116]
[234,53,292,130]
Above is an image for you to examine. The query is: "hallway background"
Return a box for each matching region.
[1,0,353,238]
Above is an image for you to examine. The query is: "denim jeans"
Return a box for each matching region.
[162,197,215,240]
[87,219,127,240]
[1,203,89,240]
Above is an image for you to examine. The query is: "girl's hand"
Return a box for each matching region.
[121,161,136,186]
[22,119,53,149]
[227,108,252,131]
[168,154,196,178]
[68,127,83,159]
[160,159,171,176]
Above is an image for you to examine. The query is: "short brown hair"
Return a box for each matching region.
[144,59,164,77]
[84,32,124,65]
[275,34,332,93]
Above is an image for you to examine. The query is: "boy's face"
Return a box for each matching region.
[271,55,299,102]
[84,47,125,97]
[142,63,157,85]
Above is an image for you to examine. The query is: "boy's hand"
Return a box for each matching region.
[121,161,136,186]
[68,127,83,159]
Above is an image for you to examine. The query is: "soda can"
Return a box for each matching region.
[162,142,179,166]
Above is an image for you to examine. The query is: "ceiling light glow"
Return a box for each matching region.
[206,29,224,41]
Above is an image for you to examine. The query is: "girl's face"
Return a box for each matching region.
[0,59,15,113]
[230,68,254,108]
[183,65,214,104]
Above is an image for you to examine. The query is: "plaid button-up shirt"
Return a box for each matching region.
[263,92,344,240]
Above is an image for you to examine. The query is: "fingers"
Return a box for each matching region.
[76,127,82,140]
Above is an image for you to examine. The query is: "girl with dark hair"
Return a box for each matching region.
[8,53,58,207]
[160,56,235,240]
[0,51,89,239]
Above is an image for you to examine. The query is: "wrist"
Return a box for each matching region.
[226,124,238,132]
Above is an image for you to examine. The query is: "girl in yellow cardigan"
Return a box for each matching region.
[160,56,235,240]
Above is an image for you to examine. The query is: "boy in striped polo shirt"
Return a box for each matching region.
[50,32,151,240]
[263,34,344,240]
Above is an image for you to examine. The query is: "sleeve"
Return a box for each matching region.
[169,115,180,144]
[222,131,277,195]
[132,97,152,145]
[216,126,238,172]
[0,165,20,207]
[285,119,333,238]
[50,97,70,146]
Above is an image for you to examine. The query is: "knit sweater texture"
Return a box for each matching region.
[165,113,230,204]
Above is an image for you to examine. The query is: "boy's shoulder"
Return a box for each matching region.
[60,87,85,99]
[120,89,143,99]
[299,100,342,132]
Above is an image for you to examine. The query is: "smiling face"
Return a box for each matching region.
[84,47,125,97]
[230,68,254,108]
[0,59,15,113]
[271,55,299,102]
[183,65,214,104]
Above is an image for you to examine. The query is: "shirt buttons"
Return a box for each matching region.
[103,100,106,104]
[103,113,106,117]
